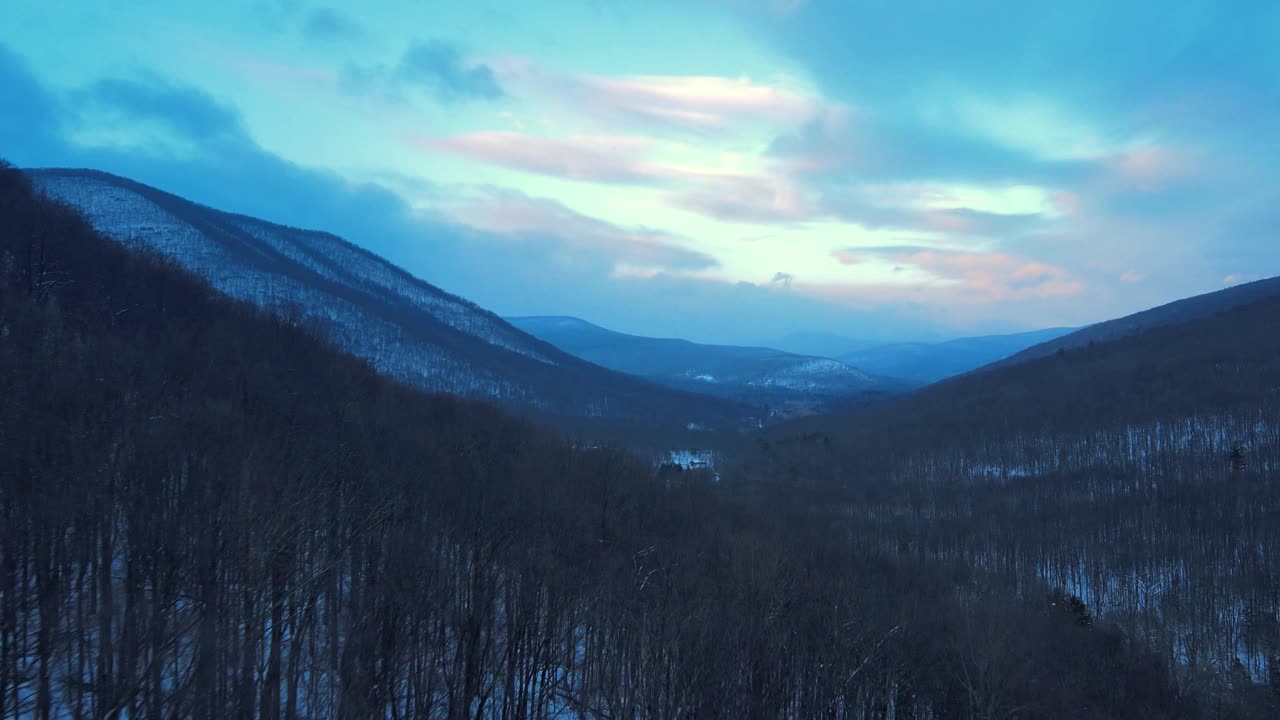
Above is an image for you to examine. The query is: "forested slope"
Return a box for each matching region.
[0,161,1230,718]
[29,168,749,427]
[988,276,1280,371]
[748,287,1280,698]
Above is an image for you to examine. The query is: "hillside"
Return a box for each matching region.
[28,168,748,427]
[508,315,904,403]
[987,276,1280,371]
[748,283,1280,688]
[872,292,1280,442]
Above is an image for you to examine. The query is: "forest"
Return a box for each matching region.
[3,157,1279,719]
[743,291,1280,703]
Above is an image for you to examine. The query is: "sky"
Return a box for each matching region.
[2,0,1278,345]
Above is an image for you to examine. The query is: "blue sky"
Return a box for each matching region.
[2,0,1278,344]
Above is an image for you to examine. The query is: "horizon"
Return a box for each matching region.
[3,0,1278,345]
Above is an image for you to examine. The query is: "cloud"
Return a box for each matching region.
[343,39,503,103]
[722,0,1280,305]
[833,245,1083,301]
[76,75,246,142]
[420,133,826,227]
[422,128,1057,235]
[0,44,65,165]
[301,7,368,44]
[421,124,1059,238]
[491,58,820,133]
[830,249,861,266]
[419,132,661,184]
[815,184,1048,234]
[726,0,1262,110]
[397,40,503,101]
[770,271,794,288]
[1051,191,1081,215]
[1105,146,1194,192]
[665,173,813,224]
[1224,274,1262,286]
[561,73,816,131]
[664,169,1052,234]
[768,106,1093,186]
[442,187,719,273]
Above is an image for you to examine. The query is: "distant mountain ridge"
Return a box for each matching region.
[507,315,905,404]
[840,327,1077,383]
[765,332,881,360]
[30,168,750,426]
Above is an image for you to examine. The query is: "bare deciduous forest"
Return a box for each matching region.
[743,295,1280,712]
[3,159,1279,719]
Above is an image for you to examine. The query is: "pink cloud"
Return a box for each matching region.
[578,75,818,129]
[664,173,813,224]
[833,245,1084,301]
[418,132,662,184]
[419,131,827,226]
[831,248,863,265]
[1107,146,1192,191]
[924,211,981,233]
[444,188,718,272]
[767,106,862,176]
[1051,191,1081,215]
[1224,273,1262,286]
[490,57,821,132]
[812,184,1047,236]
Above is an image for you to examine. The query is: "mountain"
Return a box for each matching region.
[764,332,881,359]
[754,276,1280,685]
[507,315,905,405]
[29,168,749,426]
[853,289,1280,441]
[987,276,1280,371]
[838,327,1076,383]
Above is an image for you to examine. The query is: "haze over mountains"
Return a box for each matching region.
[508,315,905,404]
[512,315,1090,389]
[839,327,1077,383]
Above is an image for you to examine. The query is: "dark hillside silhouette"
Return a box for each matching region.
[987,276,1280,371]
[747,278,1280,699]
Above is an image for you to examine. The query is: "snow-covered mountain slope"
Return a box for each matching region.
[31,168,749,425]
[507,315,908,401]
